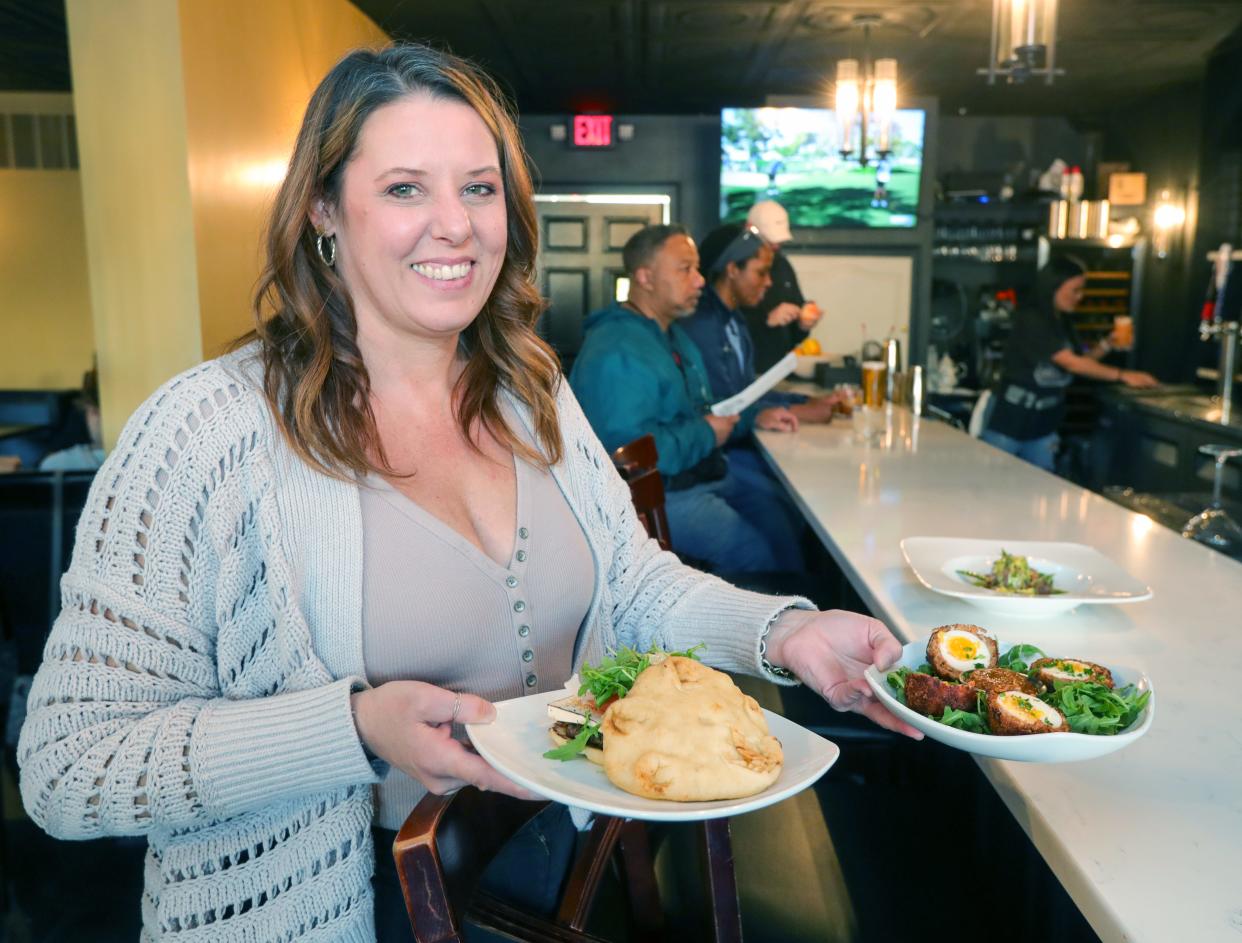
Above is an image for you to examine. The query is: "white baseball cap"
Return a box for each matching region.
[746,200,793,245]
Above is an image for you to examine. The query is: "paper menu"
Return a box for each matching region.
[709,352,798,417]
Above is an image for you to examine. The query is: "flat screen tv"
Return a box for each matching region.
[720,106,925,229]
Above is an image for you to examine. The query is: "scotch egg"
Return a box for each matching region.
[986,690,1068,735]
[926,624,998,680]
[965,667,1040,697]
[1029,657,1114,690]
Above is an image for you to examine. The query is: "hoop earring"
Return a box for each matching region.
[316,233,336,268]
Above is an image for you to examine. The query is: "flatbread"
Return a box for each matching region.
[601,656,783,801]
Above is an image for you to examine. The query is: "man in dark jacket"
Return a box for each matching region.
[740,200,825,373]
[569,225,804,572]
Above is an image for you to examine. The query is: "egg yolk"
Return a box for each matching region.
[1005,695,1040,718]
[946,636,980,660]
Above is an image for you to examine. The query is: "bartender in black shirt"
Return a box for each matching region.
[981,254,1157,472]
[741,200,825,372]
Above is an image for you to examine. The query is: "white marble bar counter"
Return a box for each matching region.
[755,410,1242,943]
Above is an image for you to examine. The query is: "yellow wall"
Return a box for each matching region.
[65,0,203,446]
[0,171,94,389]
[179,0,388,358]
[0,93,93,390]
[65,0,386,444]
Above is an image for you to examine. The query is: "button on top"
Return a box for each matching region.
[522,649,534,663]
[516,550,527,563]
[525,674,538,687]
[505,575,518,588]
[513,600,526,613]
[518,624,530,638]
[518,527,529,539]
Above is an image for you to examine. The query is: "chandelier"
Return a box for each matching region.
[833,15,898,167]
[978,0,1065,85]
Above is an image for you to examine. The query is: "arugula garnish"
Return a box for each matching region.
[886,666,914,704]
[958,549,1065,595]
[1042,682,1150,735]
[998,643,1045,674]
[578,643,705,705]
[542,720,602,761]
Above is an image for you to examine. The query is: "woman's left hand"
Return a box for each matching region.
[763,608,923,738]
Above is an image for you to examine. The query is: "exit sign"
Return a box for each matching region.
[572,114,614,148]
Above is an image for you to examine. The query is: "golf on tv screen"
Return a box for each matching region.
[720,106,925,229]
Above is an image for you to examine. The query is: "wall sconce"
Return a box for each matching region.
[833,16,898,166]
[1151,189,1186,259]
[978,0,1065,85]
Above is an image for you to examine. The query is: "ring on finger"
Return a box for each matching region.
[451,691,462,724]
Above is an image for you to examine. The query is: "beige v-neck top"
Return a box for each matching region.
[360,450,594,829]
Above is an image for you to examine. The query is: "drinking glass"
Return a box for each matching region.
[1182,444,1242,552]
[861,361,886,407]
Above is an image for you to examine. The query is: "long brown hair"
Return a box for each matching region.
[243,43,561,478]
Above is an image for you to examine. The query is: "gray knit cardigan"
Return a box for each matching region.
[17,347,805,942]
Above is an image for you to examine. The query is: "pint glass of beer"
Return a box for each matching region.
[862,360,887,407]
[1113,315,1134,349]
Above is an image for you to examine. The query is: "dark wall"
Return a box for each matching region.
[520,114,721,242]
[1098,80,1205,382]
[937,115,1095,189]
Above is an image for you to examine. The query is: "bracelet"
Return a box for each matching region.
[758,605,800,682]
[1116,367,1125,382]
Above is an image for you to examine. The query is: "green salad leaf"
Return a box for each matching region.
[998,643,1046,674]
[578,643,705,705]
[938,700,989,734]
[886,666,914,704]
[542,720,602,761]
[1043,682,1150,735]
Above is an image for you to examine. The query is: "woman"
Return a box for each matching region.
[18,44,916,942]
[981,254,1157,472]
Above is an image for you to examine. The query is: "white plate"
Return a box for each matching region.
[864,639,1155,763]
[900,537,1153,618]
[466,688,839,822]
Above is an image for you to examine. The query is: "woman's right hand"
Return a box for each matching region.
[351,682,539,799]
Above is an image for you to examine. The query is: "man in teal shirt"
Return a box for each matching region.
[570,225,803,572]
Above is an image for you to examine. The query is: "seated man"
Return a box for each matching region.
[682,222,837,426]
[569,224,804,573]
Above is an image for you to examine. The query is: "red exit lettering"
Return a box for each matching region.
[573,114,613,147]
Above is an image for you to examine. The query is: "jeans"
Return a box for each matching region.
[372,803,577,942]
[665,446,806,573]
[979,428,1059,472]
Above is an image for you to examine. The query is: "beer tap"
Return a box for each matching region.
[1202,243,1239,424]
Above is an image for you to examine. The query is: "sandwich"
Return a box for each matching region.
[543,645,784,802]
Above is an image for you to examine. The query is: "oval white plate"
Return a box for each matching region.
[467,688,839,822]
[901,537,1153,619]
[864,639,1155,763]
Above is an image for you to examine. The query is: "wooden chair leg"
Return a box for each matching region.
[618,819,665,941]
[700,819,742,943]
[556,815,625,930]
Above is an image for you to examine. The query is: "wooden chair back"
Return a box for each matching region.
[610,433,658,479]
[610,435,672,551]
